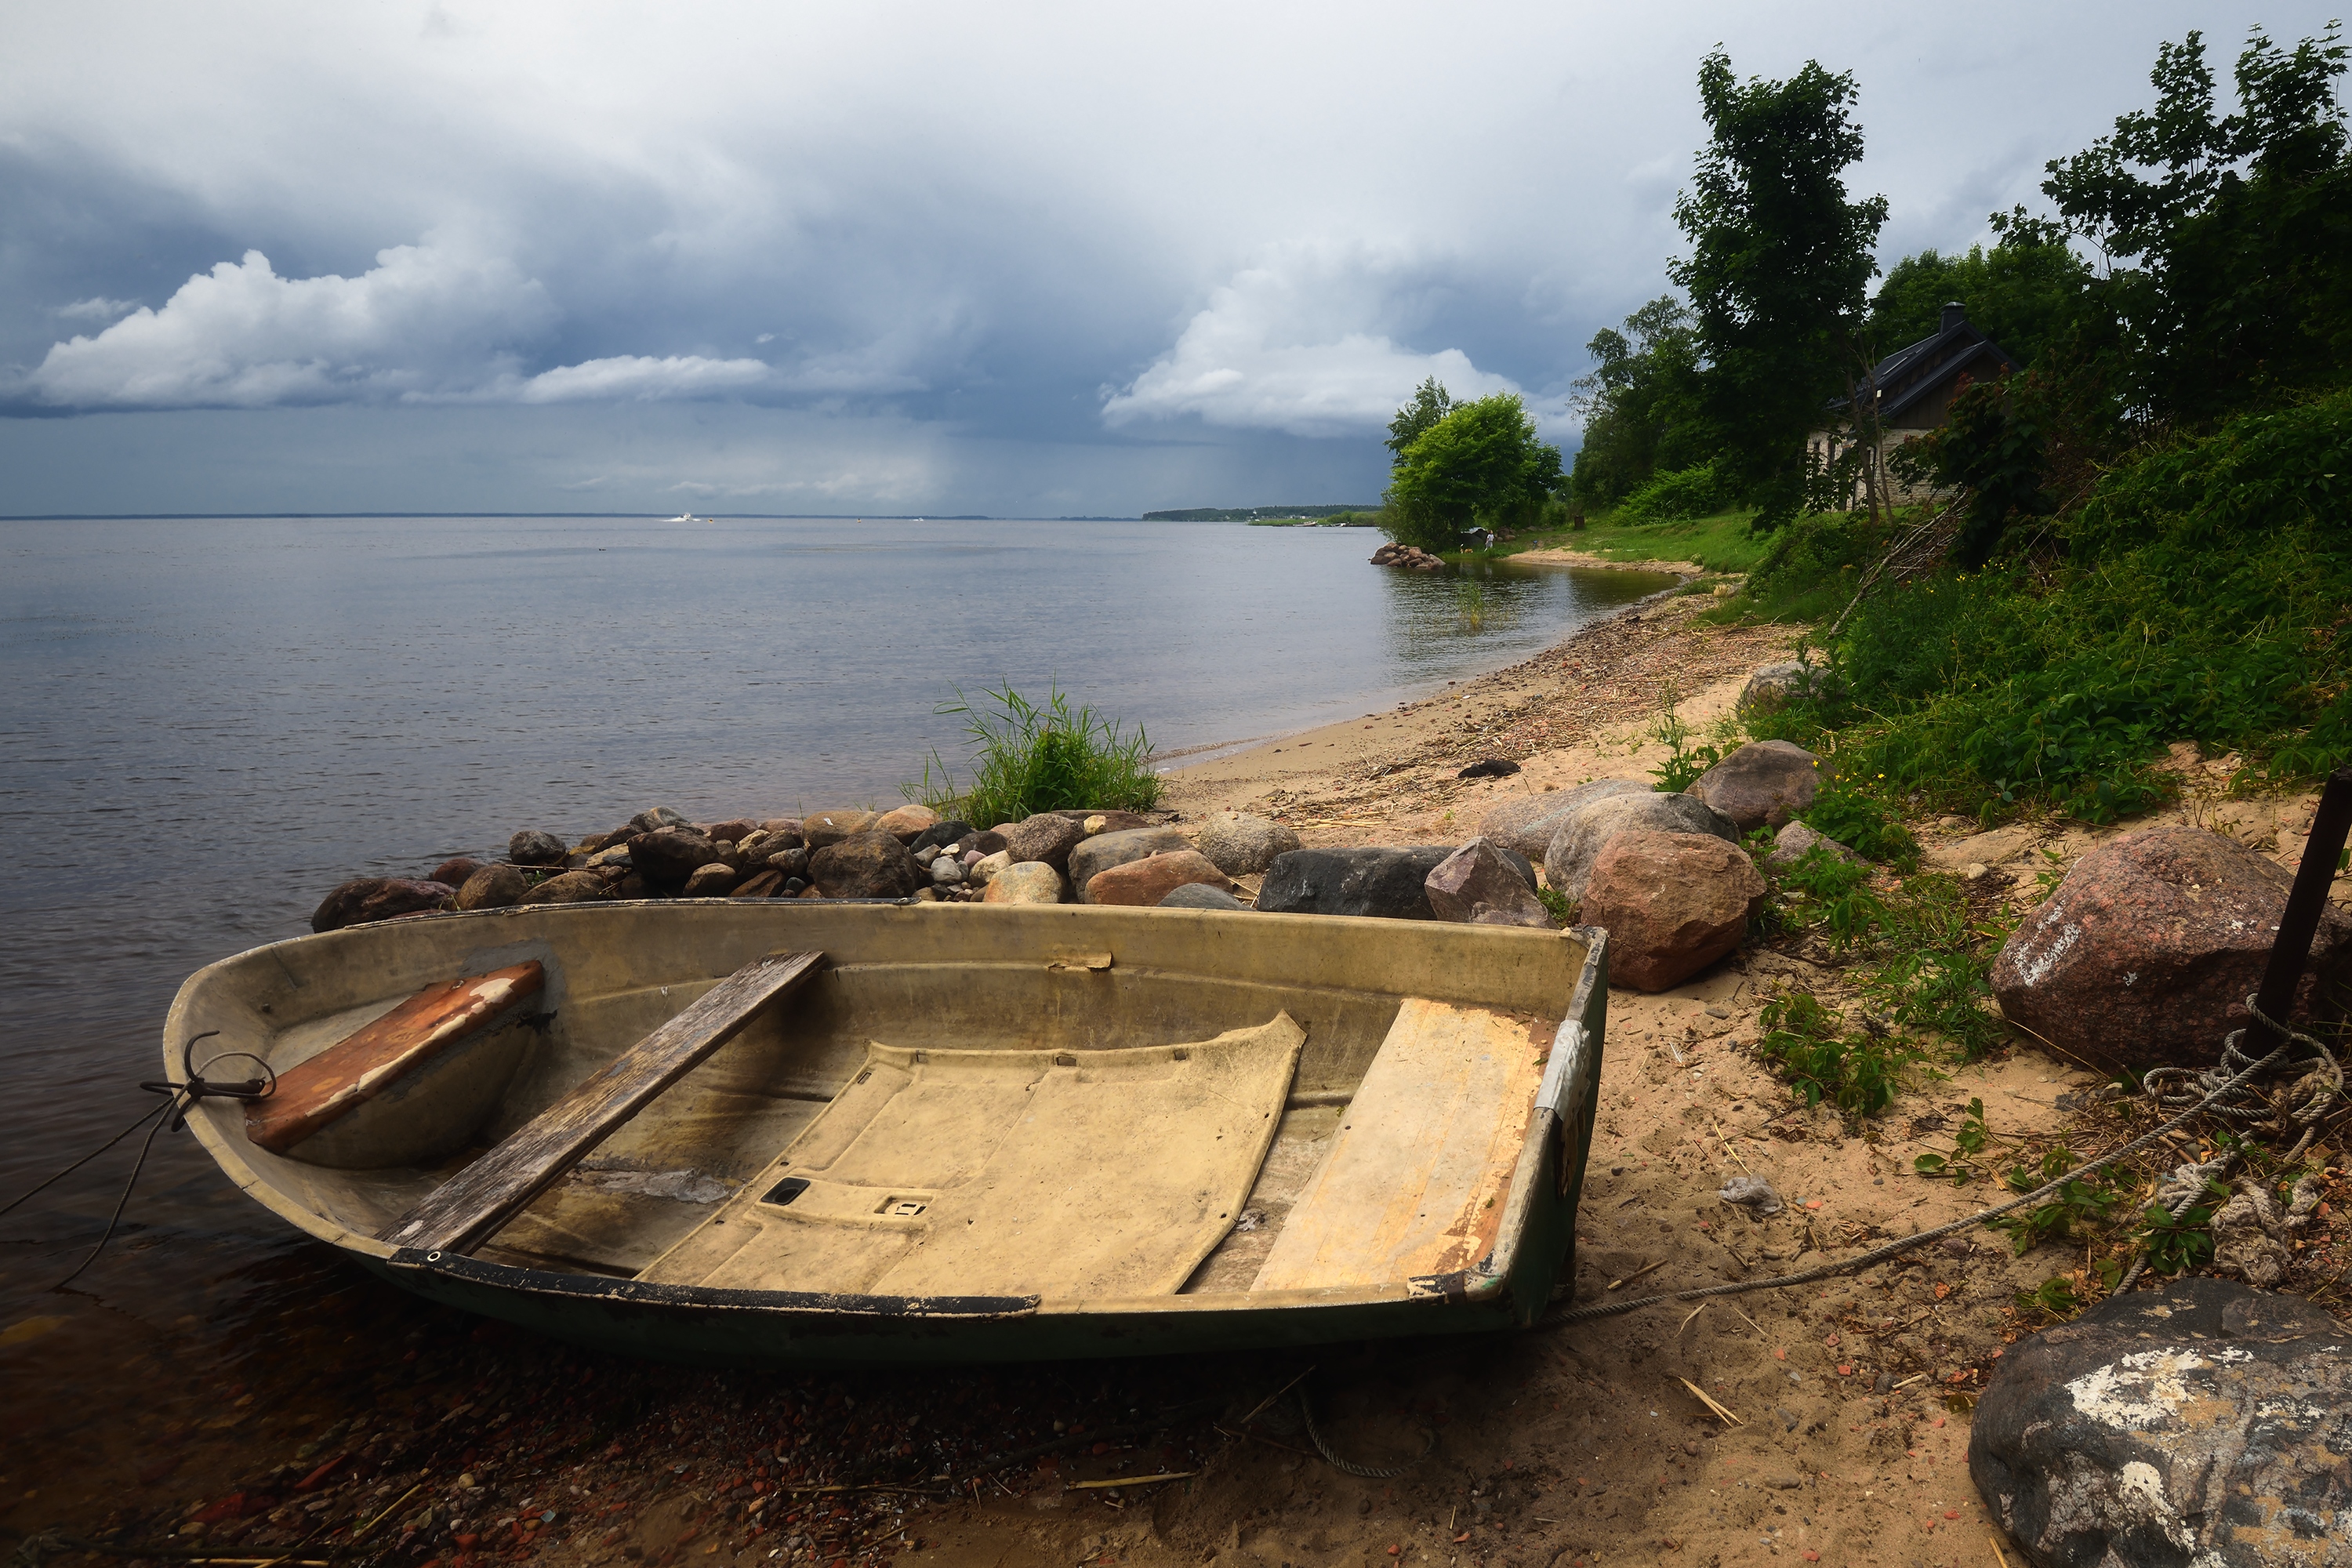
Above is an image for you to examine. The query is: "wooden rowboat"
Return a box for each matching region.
[165,901,1608,1365]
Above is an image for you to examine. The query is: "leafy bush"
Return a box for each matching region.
[1621,461,1732,523]
[1732,509,1889,623]
[1798,779,1918,866]
[910,683,1160,826]
[1754,989,1916,1116]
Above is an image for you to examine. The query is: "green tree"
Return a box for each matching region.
[1385,377,1454,465]
[1567,296,1719,509]
[1670,49,1889,528]
[1999,24,2350,425]
[1867,241,2092,368]
[1384,394,1565,550]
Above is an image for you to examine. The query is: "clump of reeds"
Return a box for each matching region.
[908,682,1161,825]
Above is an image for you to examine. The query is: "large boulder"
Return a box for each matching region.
[629,826,738,891]
[456,863,529,911]
[1577,830,1764,991]
[1543,792,1740,903]
[629,805,691,834]
[1685,739,1826,831]
[1195,811,1302,877]
[1477,779,1652,863]
[1085,850,1235,908]
[430,855,486,889]
[802,809,877,849]
[1991,826,2352,1076]
[1069,827,1189,900]
[808,830,924,899]
[310,877,456,933]
[508,829,568,866]
[872,804,939,843]
[1002,812,1087,872]
[1971,1279,2352,1568]
[982,862,1065,905]
[517,870,610,906]
[1735,659,1842,718]
[1425,839,1552,928]
[1258,846,1456,920]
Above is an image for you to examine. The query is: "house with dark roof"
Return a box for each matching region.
[1807,303,2024,503]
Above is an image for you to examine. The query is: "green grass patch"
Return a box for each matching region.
[1495,506,1773,575]
[908,682,1161,826]
[1753,989,1918,1116]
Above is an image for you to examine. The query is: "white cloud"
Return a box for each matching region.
[18,241,558,408]
[51,296,140,324]
[1101,246,1524,438]
[509,354,772,403]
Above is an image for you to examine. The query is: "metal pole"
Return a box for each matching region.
[2249,765,2352,1051]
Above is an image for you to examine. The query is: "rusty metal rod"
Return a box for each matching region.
[2249,765,2352,1052]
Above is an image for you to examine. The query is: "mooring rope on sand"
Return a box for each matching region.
[1545,996,2337,1326]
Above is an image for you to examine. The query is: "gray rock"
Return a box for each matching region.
[1765,820,1859,873]
[735,826,803,861]
[456,863,529,911]
[310,877,457,932]
[1476,779,1652,863]
[1066,826,1189,898]
[763,845,810,881]
[808,830,924,899]
[1002,812,1087,871]
[1195,811,1301,877]
[1160,882,1247,912]
[911,820,973,854]
[508,829,568,866]
[1542,791,1740,903]
[1686,739,1828,831]
[1257,846,1457,920]
[1425,839,1552,927]
[629,806,691,834]
[1971,1279,2352,1567]
[1736,659,1842,717]
[930,854,966,885]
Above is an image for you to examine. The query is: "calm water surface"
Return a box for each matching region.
[0,514,1664,1494]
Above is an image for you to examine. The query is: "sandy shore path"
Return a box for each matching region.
[1164,589,1791,850]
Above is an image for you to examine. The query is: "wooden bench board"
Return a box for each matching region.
[1248,997,1547,1290]
[246,961,546,1156]
[382,949,822,1255]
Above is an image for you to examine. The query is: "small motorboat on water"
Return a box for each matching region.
[166,901,1606,1365]
[666,510,703,524]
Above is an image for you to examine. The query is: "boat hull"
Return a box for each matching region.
[167,899,1608,1365]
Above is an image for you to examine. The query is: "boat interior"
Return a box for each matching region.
[174,903,1596,1306]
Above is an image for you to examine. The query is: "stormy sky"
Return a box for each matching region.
[0,2,2330,517]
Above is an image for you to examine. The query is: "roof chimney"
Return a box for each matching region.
[1941,301,1967,333]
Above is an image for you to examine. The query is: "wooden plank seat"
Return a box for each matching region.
[383,949,822,1256]
[1250,996,1548,1290]
[246,961,547,1156]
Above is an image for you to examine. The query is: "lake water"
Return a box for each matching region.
[0,514,1666,1494]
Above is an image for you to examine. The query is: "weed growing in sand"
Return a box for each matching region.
[1989,1146,2122,1254]
[1537,887,1574,927]
[909,682,1161,824]
[1647,695,1723,792]
[1754,990,1918,1116]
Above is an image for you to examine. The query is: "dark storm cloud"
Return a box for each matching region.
[0,1,2333,514]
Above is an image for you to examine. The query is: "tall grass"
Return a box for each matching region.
[907,683,1162,827]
